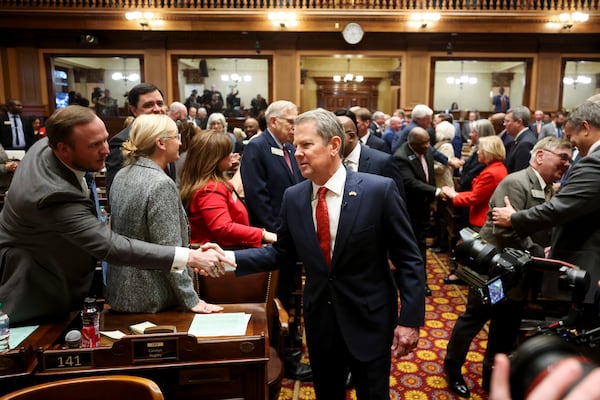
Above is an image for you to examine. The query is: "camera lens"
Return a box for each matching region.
[510,335,596,399]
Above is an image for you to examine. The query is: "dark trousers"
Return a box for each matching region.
[309,318,391,400]
[445,289,524,372]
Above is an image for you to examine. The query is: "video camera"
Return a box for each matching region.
[453,228,590,306]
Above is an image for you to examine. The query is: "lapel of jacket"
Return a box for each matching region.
[358,145,370,172]
[407,145,427,181]
[330,171,362,269]
[264,130,295,181]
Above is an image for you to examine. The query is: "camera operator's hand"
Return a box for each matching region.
[490,354,600,400]
[492,196,516,227]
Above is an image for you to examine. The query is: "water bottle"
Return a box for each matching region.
[81,297,99,348]
[0,303,9,353]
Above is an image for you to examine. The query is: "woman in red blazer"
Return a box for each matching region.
[441,135,508,228]
[180,130,277,248]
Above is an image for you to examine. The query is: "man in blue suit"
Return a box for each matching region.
[229,108,425,399]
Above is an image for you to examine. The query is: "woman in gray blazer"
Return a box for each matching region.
[107,114,222,314]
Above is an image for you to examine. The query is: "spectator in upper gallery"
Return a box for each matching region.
[354,107,390,154]
[504,106,537,173]
[250,93,268,118]
[226,89,241,111]
[0,99,35,150]
[529,109,546,136]
[95,89,119,117]
[179,130,277,248]
[107,114,223,315]
[492,87,510,113]
[184,89,200,110]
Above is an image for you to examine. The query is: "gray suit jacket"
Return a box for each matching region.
[479,167,551,256]
[511,148,600,303]
[107,157,199,312]
[538,122,562,140]
[0,138,175,323]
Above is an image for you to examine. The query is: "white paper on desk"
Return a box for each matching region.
[100,330,127,340]
[8,325,39,349]
[188,313,251,337]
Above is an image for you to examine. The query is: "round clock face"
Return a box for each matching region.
[342,23,364,44]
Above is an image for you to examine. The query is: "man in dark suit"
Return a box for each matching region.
[105,83,172,196]
[504,106,537,173]
[1,99,35,150]
[492,87,510,113]
[493,101,600,306]
[354,107,390,154]
[336,111,405,200]
[229,108,425,400]
[0,106,229,324]
[393,127,441,297]
[444,137,571,397]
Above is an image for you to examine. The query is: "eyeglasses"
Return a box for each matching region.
[541,148,571,162]
[161,133,181,141]
[277,117,296,125]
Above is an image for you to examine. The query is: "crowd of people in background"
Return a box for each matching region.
[3,84,600,398]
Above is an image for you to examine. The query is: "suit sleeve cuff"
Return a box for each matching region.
[224,251,236,271]
[170,247,189,274]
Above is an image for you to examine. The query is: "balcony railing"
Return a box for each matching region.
[0,0,597,11]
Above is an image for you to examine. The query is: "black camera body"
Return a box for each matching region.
[453,228,590,306]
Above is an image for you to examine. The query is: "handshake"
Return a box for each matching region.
[437,185,457,202]
[187,243,236,277]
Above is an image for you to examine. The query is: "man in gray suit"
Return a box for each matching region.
[444,137,571,397]
[0,106,228,324]
[538,111,566,141]
[493,101,600,305]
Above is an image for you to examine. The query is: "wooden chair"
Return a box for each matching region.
[0,375,164,400]
[195,269,288,400]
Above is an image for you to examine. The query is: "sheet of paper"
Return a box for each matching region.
[188,313,251,337]
[100,330,127,340]
[8,325,39,349]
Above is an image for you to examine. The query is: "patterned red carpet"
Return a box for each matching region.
[278,250,490,400]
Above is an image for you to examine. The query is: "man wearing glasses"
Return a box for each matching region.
[444,137,571,397]
[493,100,600,308]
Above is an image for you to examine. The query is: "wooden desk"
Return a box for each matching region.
[0,315,74,395]
[10,304,268,400]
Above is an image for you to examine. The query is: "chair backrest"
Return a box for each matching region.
[0,375,164,400]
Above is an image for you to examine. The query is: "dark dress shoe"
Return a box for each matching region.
[425,285,432,296]
[445,371,470,398]
[345,370,354,389]
[443,276,466,285]
[284,358,313,382]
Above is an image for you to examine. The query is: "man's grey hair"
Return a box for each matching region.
[411,104,433,119]
[529,136,571,163]
[566,101,600,129]
[507,106,531,127]
[373,111,385,120]
[265,100,297,121]
[295,108,345,159]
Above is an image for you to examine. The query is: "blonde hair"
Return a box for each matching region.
[122,114,178,166]
[478,135,506,162]
[179,130,233,209]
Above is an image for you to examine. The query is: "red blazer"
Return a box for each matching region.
[453,160,508,227]
[188,180,262,248]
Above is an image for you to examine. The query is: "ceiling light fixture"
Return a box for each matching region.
[268,12,298,28]
[445,61,478,87]
[559,11,589,30]
[221,59,252,84]
[333,58,364,83]
[408,12,440,28]
[125,11,163,29]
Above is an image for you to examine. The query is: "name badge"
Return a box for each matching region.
[271,147,284,157]
[3,121,11,125]
[531,189,545,199]
[408,154,416,161]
